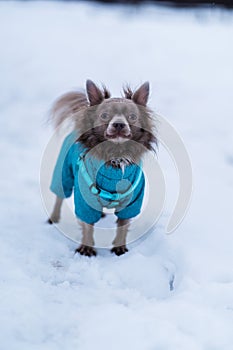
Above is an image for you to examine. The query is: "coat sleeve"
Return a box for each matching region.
[115,170,145,220]
[50,132,77,198]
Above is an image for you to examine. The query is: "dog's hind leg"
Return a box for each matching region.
[111,218,130,256]
[48,196,63,224]
[75,222,97,257]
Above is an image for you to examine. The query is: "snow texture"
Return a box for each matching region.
[0,2,233,349]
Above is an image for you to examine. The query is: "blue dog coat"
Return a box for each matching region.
[50,132,145,224]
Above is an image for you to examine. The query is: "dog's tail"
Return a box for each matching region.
[49,90,88,128]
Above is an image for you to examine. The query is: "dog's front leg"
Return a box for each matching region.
[48,196,63,224]
[75,221,96,257]
[111,218,130,256]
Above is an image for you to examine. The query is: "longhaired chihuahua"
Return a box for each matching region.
[48,80,156,256]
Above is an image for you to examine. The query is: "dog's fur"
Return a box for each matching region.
[49,80,157,256]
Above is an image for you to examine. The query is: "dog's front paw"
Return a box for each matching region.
[47,216,60,224]
[75,245,97,257]
[111,245,128,256]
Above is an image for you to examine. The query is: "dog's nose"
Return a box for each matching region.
[112,122,125,131]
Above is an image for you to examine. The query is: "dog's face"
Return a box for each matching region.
[94,99,141,144]
[77,80,156,164]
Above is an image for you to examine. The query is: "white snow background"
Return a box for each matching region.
[0,1,233,349]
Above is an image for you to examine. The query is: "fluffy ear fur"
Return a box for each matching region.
[123,84,133,100]
[86,80,104,106]
[132,82,150,106]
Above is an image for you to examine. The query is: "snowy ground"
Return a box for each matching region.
[1,1,233,349]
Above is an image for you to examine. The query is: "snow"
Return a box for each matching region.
[1,1,233,349]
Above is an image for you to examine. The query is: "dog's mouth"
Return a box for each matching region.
[104,131,132,143]
[105,122,132,143]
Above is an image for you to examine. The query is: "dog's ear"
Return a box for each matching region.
[132,82,150,106]
[86,80,104,106]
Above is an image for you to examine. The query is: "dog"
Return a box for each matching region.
[48,80,157,256]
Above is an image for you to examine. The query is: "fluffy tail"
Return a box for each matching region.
[50,90,88,128]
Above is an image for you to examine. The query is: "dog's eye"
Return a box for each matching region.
[128,114,138,122]
[100,113,110,121]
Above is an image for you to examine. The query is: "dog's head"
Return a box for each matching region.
[77,80,157,164]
